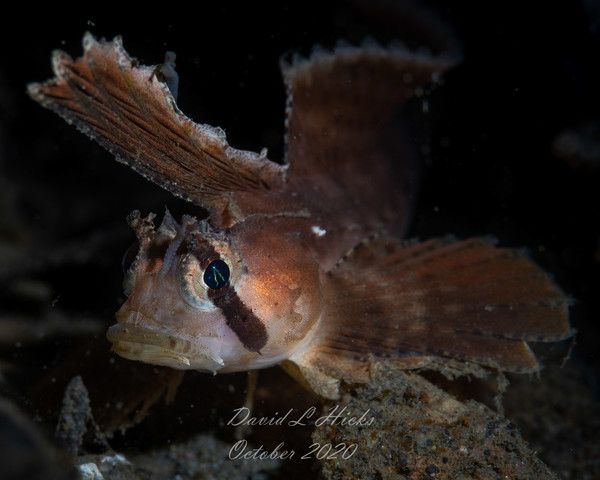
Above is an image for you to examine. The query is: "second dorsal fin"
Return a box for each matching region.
[281,41,457,179]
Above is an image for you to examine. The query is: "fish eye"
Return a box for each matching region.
[121,242,140,296]
[203,259,230,290]
[121,242,140,273]
[176,239,241,310]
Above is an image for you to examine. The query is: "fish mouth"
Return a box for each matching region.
[107,320,193,368]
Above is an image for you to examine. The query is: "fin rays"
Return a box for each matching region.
[27,33,286,222]
[317,236,573,378]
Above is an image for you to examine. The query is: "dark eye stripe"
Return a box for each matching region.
[187,238,267,353]
[209,288,268,353]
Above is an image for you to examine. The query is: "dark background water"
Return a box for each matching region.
[1,1,598,477]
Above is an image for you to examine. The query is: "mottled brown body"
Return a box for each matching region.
[28,32,572,399]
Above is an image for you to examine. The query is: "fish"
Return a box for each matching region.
[28,32,573,399]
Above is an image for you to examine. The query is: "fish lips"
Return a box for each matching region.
[107,311,224,371]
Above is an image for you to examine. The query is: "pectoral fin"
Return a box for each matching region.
[297,235,573,398]
[27,33,285,224]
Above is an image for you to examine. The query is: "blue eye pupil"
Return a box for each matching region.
[203,259,230,290]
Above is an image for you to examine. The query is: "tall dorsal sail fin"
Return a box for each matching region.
[27,33,286,224]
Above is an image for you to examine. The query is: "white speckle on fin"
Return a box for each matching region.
[311,225,326,237]
[82,31,97,53]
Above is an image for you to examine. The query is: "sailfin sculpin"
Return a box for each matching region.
[28,33,572,399]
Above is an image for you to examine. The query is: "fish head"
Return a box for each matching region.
[107,209,323,373]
